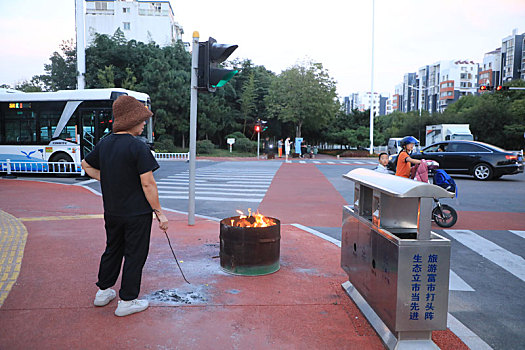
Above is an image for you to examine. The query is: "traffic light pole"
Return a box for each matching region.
[188,31,199,226]
[257,131,260,159]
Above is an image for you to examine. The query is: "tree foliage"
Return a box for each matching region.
[266,61,338,138]
[4,33,524,151]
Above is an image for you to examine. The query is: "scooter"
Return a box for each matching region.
[425,160,458,228]
[431,198,457,228]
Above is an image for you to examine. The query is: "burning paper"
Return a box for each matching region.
[229,208,276,228]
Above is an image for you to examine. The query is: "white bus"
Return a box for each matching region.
[0,88,153,172]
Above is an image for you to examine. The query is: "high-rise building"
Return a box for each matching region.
[343,93,359,114]
[344,92,390,116]
[402,73,417,113]
[85,0,183,46]
[392,84,403,112]
[500,29,524,84]
[427,62,441,113]
[479,48,501,91]
[379,96,389,116]
[437,60,478,112]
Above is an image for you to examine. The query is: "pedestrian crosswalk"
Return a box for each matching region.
[287,159,377,165]
[444,229,525,283]
[156,164,280,204]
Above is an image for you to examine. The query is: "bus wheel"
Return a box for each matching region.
[49,153,73,174]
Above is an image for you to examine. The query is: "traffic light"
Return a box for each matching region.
[495,85,509,91]
[198,37,238,93]
[261,120,268,132]
[254,124,261,133]
[479,85,493,91]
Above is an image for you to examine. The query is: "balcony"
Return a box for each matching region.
[86,9,115,15]
[139,9,171,17]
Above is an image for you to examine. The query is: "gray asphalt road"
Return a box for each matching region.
[316,162,525,350]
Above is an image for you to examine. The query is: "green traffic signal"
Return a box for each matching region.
[211,68,238,88]
[197,37,238,92]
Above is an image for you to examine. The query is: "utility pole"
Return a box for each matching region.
[369,0,375,155]
[188,31,199,226]
[75,0,86,89]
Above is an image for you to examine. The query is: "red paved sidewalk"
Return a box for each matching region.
[0,178,467,349]
[0,180,384,349]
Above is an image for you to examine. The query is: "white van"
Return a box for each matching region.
[387,138,403,155]
[388,137,421,155]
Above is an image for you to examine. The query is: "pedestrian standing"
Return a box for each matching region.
[278,139,283,158]
[81,95,168,317]
[284,137,291,162]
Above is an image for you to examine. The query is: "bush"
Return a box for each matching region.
[196,139,215,154]
[234,138,257,153]
[339,150,370,157]
[226,131,247,140]
[154,135,176,153]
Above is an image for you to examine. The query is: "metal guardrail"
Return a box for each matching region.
[154,152,189,161]
[1,159,83,175]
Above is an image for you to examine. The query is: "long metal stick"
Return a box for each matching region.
[163,229,190,284]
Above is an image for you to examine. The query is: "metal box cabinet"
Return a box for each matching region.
[340,169,454,349]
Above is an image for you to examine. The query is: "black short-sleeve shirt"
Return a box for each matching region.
[85,134,159,216]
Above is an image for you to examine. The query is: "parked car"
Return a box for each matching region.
[388,140,524,180]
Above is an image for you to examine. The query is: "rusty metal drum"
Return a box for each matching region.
[219,216,280,276]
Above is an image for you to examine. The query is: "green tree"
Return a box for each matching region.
[266,61,338,138]
[39,39,77,91]
[239,72,256,134]
[14,76,46,92]
[97,65,116,88]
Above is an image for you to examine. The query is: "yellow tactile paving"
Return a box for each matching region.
[20,214,104,222]
[0,210,28,307]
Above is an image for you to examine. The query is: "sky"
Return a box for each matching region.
[1,0,524,97]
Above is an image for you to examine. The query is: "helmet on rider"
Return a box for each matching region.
[400,136,419,147]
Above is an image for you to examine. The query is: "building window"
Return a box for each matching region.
[95,2,108,10]
[123,22,130,30]
[123,7,130,13]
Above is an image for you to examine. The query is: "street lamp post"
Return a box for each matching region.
[408,84,423,142]
[369,0,375,155]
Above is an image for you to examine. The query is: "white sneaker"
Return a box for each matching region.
[94,288,116,307]
[114,299,149,317]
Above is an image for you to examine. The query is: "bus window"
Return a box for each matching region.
[40,109,78,143]
[4,110,36,143]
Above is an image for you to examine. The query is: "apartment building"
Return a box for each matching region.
[344,92,391,116]
[85,0,183,46]
[478,48,501,91]
[343,93,359,114]
[402,73,417,113]
[500,29,524,84]
[437,60,478,112]
[391,84,403,113]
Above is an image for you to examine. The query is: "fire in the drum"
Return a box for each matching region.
[230,208,276,228]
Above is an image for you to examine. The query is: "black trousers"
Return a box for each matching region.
[96,213,152,301]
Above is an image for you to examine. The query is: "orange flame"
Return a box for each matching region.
[230,208,276,228]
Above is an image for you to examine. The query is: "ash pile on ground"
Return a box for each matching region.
[146,288,208,305]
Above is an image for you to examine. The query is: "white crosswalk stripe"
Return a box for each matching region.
[158,165,279,203]
[287,159,377,165]
[445,229,525,283]
[510,230,525,239]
